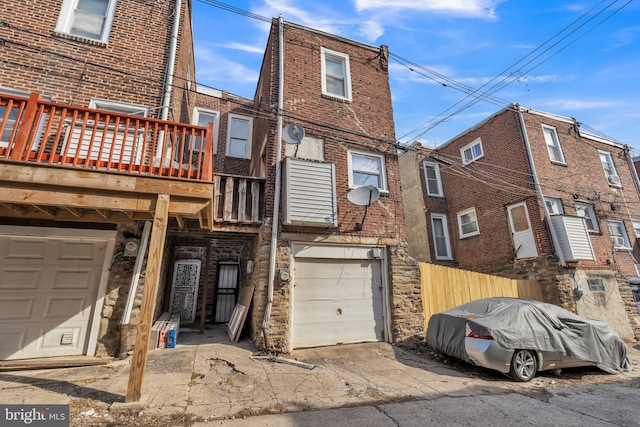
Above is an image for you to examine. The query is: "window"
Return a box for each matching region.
[575,203,599,233]
[1,88,49,149]
[56,0,118,43]
[321,48,352,101]
[431,213,452,260]
[633,220,640,237]
[457,207,479,238]
[587,279,605,292]
[542,125,565,164]
[607,220,631,249]
[544,197,564,215]
[599,150,621,187]
[89,99,148,116]
[460,138,483,165]
[348,150,388,192]
[423,161,444,197]
[226,114,252,159]
[192,107,220,153]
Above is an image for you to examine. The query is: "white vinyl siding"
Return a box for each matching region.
[431,213,452,260]
[423,161,444,197]
[550,215,595,261]
[460,138,483,165]
[542,125,565,164]
[321,48,352,101]
[56,0,117,43]
[226,114,252,159]
[283,158,337,227]
[457,207,479,238]
[348,150,388,192]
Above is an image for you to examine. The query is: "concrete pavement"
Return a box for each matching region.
[0,326,639,426]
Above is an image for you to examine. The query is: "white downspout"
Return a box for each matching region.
[262,16,285,343]
[161,0,181,122]
[516,104,566,267]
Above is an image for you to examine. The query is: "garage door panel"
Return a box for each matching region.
[294,299,383,323]
[0,297,34,319]
[293,320,382,348]
[0,230,111,360]
[292,256,385,349]
[294,279,381,300]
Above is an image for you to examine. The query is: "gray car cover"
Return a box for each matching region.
[426,298,632,374]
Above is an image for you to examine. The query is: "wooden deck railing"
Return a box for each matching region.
[0,93,214,181]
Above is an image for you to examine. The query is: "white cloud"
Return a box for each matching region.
[254,0,342,34]
[224,43,265,54]
[543,99,618,110]
[353,0,502,18]
[195,46,259,87]
[359,19,385,41]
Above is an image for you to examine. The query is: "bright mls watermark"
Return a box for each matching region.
[1,405,69,426]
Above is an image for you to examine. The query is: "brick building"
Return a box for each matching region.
[399,104,640,341]
[0,2,423,374]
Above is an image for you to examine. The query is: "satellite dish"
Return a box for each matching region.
[347,185,380,206]
[282,123,305,144]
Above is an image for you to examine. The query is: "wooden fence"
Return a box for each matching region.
[420,262,542,330]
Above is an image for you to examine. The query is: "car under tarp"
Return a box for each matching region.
[426,298,632,374]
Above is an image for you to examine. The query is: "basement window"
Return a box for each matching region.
[587,279,605,292]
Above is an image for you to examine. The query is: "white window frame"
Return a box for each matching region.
[460,138,484,165]
[1,88,50,149]
[632,220,640,238]
[192,107,220,153]
[575,203,599,233]
[56,0,118,43]
[423,161,444,197]
[431,213,452,260]
[599,150,622,187]
[542,125,566,164]
[607,220,631,250]
[457,207,479,239]
[226,113,252,159]
[321,47,352,102]
[347,149,388,193]
[544,197,564,215]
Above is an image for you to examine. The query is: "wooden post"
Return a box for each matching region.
[10,92,41,161]
[199,244,211,333]
[125,194,170,403]
[203,122,214,181]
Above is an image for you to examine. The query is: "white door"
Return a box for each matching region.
[507,202,538,259]
[0,229,113,360]
[292,257,384,349]
[170,259,201,323]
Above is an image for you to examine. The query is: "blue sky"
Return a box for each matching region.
[191,1,640,153]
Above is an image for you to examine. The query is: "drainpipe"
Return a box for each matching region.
[161,0,181,122]
[516,104,566,267]
[262,16,285,348]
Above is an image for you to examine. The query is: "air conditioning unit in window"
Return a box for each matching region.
[612,236,625,247]
[607,174,621,186]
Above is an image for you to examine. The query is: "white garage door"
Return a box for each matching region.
[292,256,385,349]
[0,227,114,360]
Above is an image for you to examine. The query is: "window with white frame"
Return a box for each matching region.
[544,197,564,215]
[192,107,220,153]
[348,150,388,192]
[460,138,483,165]
[607,220,631,249]
[542,125,565,164]
[599,150,621,187]
[457,207,479,238]
[321,48,352,101]
[226,114,252,159]
[632,220,640,237]
[575,203,599,233]
[423,161,444,197]
[1,88,50,148]
[56,0,118,43]
[89,98,148,116]
[431,213,452,260]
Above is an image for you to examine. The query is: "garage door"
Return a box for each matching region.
[292,257,384,349]
[0,228,114,360]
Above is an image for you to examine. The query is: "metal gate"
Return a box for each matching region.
[214,263,239,323]
[170,259,201,323]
